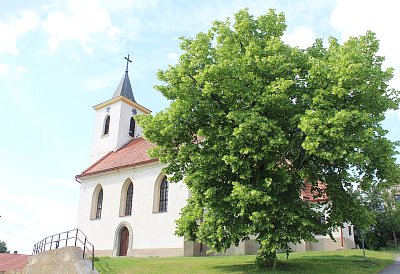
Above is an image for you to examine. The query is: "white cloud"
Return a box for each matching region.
[42,0,121,54]
[330,0,400,123]
[0,63,10,74]
[47,179,77,189]
[282,26,317,49]
[83,73,121,91]
[73,54,81,63]
[110,1,249,40]
[386,109,400,120]
[0,183,79,254]
[167,52,178,60]
[0,64,26,79]
[15,65,26,75]
[330,0,400,90]
[0,11,39,55]
[103,0,159,12]
[330,0,400,40]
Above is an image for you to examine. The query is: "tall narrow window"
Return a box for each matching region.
[103,115,110,135]
[159,177,169,212]
[129,117,135,137]
[96,189,103,219]
[125,183,133,216]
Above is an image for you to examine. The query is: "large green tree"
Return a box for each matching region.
[139,9,400,267]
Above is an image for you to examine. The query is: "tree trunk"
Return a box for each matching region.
[256,243,277,268]
[393,229,397,246]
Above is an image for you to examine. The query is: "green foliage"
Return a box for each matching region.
[361,188,400,250]
[138,8,400,268]
[0,240,9,253]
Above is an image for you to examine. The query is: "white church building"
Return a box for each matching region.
[75,59,356,257]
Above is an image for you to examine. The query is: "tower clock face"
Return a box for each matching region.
[132,108,137,115]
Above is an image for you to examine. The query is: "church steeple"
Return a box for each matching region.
[89,54,151,164]
[112,54,136,102]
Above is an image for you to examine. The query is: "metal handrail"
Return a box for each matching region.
[32,228,95,270]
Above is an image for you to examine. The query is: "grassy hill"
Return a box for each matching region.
[94,249,396,273]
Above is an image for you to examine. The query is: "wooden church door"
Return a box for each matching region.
[119,226,129,256]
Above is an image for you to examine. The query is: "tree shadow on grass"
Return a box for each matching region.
[94,257,117,274]
[210,261,264,273]
[211,255,393,273]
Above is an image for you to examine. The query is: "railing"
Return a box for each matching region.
[32,228,95,270]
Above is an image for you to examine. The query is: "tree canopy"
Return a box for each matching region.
[138,9,400,267]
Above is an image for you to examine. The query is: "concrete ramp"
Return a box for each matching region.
[24,246,98,274]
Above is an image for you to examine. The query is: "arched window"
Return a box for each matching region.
[129,117,135,137]
[103,115,110,135]
[159,177,169,212]
[125,183,133,216]
[96,188,103,219]
[119,179,134,216]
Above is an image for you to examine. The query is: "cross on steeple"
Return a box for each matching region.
[125,54,132,72]
[112,54,135,102]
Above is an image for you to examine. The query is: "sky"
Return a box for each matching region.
[0,0,399,255]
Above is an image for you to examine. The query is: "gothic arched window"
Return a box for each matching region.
[129,117,135,137]
[103,115,110,135]
[125,183,133,216]
[96,188,103,219]
[159,177,169,212]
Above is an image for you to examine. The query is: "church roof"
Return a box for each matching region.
[77,137,157,178]
[301,182,328,202]
[112,71,136,102]
[77,136,328,203]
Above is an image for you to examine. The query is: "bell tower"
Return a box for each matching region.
[90,55,151,164]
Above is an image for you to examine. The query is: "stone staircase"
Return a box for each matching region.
[24,246,98,274]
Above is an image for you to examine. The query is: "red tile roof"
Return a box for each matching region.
[77,138,329,203]
[301,181,328,202]
[77,137,157,178]
[0,253,29,271]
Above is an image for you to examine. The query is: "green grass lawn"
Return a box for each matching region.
[94,249,396,274]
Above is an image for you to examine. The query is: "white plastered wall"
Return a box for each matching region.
[76,162,189,255]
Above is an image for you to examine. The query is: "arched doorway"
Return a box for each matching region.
[119,226,129,256]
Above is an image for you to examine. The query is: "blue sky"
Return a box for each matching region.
[0,0,399,254]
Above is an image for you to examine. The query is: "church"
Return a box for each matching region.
[75,58,356,257]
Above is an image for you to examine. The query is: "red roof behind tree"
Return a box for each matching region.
[301,181,328,202]
[77,137,157,178]
[77,138,328,203]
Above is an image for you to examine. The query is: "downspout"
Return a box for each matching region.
[199,210,204,256]
[200,215,204,257]
[340,227,344,248]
